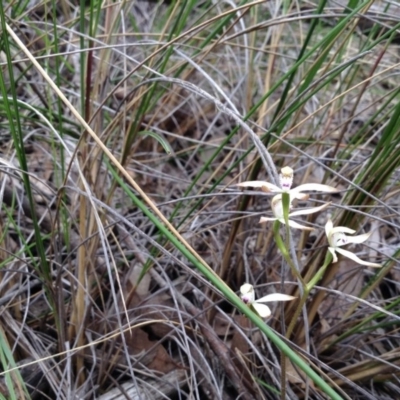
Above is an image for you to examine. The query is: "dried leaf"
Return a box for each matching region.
[124,329,178,374]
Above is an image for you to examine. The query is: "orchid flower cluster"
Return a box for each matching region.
[237,166,337,230]
[325,219,380,268]
[240,283,295,318]
[237,166,381,318]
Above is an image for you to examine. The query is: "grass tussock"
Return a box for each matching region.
[0,0,399,399]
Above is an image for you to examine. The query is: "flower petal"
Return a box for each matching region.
[345,232,372,245]
[335,247,381,267]
[240,283,252,293]
[259,217,277,223]
[286,219,315,231]
[289,202,330,217]
[252,303,272,318]
[236,181,281,193]
[256,293,296,303]
[270,194,292,219]
[330,226,356,235]
[325,219,333,238]
[294,183,338,193]
[294,192,309,200]
[328,247,338,263]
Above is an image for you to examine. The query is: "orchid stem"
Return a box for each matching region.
[278,192,306,400]
[273,221,306,287]
[286,288,309,340]
[307,252,333,291]
[286,252,333,341]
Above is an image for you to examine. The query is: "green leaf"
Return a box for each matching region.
[138,130,172,154]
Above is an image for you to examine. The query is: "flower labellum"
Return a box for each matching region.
[240,283,295,318]
[280,166,294,191]
[325,219,381,267]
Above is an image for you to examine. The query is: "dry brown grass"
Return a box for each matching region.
[0,1,399,399]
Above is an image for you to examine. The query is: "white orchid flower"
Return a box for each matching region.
[259,194,330,231]
[240,283,295,318]
[325,219,381,267]
[237,166,338,199]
